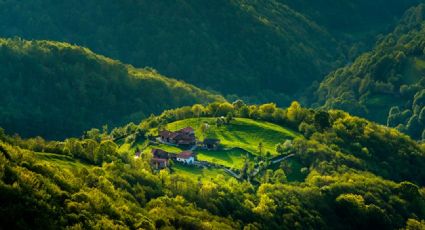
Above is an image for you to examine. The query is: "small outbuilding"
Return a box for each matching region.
[200,138,221,150]
[151,158,169,170]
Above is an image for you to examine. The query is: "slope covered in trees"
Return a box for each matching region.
[278,0,421,40]
[0,38,223,139]
[317,4,425,140]
[0,102,424,229]
[0,0,341,99]
[2,0,416,103]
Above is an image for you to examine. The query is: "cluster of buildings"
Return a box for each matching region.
[145,126,221,170]
[159,127,196,146]
[151,148,196,169]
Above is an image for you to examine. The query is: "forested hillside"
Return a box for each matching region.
[0,38,223,139]
[1,102,424,229]
[278,0,421,41]
[317,4,425,140]
[0,0,340,100]
[0,0,418,102]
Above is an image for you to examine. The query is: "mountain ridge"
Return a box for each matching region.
[0,38,224,139]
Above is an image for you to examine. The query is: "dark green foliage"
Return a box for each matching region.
[317,4,425,140]
[0,38,222,139]
[0,0,418,104]
[1,102,425,229]
[0,0,342,99]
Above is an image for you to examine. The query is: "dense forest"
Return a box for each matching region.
[0,38,223,139]
[0,1,424,229]
[317,4,425,140]
[0,0,419,102]
[0,102,424,229]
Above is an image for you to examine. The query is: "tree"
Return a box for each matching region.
[191,104,204,120]
[404,219,425,230]
[253,194,277,218]
[86,128,101,142]
[226,112,234,124]
[232,100,245,110]
[276,144,284,155]
[258,142,264,158]
[272,169,287,183]
[287,101,302,123]
[259,103,277,120]
[200,123,209,137]
[314,111,331,131]
[94,140,118,165]
[218,102,235,117]
[387,106,401,127]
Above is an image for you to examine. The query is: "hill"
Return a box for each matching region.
[317,4,425,140]
[129,117,299,171]
[278,0,421,40]
[0,0,420,103]
[1,102,424,229]
[0,38,223,139]
[0,0,340,100]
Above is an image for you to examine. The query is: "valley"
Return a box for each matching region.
[0,1,425,229]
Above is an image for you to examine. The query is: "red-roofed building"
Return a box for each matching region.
[159,127,196,146]
[180,127,195,135]
[176,151,196,164]
[151,148,172,159]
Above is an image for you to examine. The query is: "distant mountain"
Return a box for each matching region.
[0,0,420,103]
[278,0,421,37]
[317,4,425,140]
[0,38,223,139]
[0,0,341,99]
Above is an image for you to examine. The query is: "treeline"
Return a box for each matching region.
[317,4,425,140]
[1,101,425,229]
[0,38,223,139]
[0,0,418,101]
[0,0,342,99]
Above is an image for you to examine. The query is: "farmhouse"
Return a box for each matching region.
[176,151,196,164]
[151,158,168,170]
[151,148,172,159]
[150,148,173,170]
[199,138,221,150]
[159,127,196,146]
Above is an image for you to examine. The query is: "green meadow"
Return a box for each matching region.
[165,118,299,155]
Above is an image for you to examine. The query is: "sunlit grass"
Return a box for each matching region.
[166,117,299,155]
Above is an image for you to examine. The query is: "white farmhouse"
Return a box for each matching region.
[176,151,195,164]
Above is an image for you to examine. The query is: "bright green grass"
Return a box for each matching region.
[196,148,251,169]
[36,152,92,169]
[142,142,250,169]
[173,164,230,181]
[118,140,151,154]
[143,143,183,155]
[165,118,299,155]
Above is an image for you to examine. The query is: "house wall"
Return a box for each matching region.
[176,157,194,164]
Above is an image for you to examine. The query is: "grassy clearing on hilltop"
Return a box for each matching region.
[165,118,299,155]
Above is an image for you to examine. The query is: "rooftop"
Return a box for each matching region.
[177,151,194,159]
